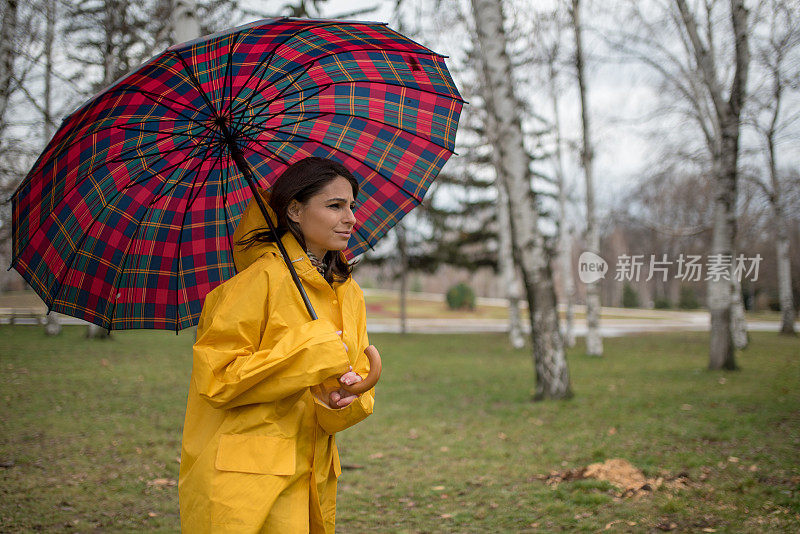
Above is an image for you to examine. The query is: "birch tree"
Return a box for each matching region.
[569,0,602,356]
[0,0,18,134]
[470,0,572,400]
[673,0,751,369]
[748,0,799,335]
[173,0,201,44]
[541,7,576,348]
[42,0,61,335]
[496,171,526,349]
[479,54,525,349]
[607,0,751,369]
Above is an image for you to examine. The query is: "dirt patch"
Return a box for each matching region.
[535,458,696,498]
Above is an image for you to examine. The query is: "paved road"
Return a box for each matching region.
[365,317,796,336]
[2,290,796,336]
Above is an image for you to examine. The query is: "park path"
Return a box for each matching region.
[1,288,796,336]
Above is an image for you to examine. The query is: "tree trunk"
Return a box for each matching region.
[562,229,576,348]
[707,160,737,369]
[173,0,201,44]
[765,77,796,335]
[548,56,576,348]
[86,323,111,339]
[570,0,602,356]
[397,223,408,335]
[731,276,748,349]
[674,0,749,370]
[0,0,18,130]
[44,313,62,336]
[496,178,525,349]
[471,0,571,400]
[484,87,525,349]
[43,0,55,141]
[776,237,795,335]
[42,0,61,337]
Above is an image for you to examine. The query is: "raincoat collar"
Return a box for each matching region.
[231,187,350,291]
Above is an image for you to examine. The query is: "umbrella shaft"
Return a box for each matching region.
[222,130,318,321]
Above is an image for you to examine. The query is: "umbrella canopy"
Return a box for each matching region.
[10,17,463,333]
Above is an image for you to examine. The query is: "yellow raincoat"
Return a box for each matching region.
[178,188,375,533]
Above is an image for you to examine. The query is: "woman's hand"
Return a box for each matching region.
[328,366,362,408]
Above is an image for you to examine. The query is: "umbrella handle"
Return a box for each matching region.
[340,345,382,395]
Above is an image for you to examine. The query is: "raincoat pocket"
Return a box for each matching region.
[215,433,296,475]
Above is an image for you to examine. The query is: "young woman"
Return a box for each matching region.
[178,157,378,533]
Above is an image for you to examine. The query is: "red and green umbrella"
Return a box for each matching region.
[9,17,463,333]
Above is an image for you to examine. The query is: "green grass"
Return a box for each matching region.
[1,327,798,532]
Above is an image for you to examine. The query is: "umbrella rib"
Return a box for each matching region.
[206,36,223,116]
[15,93,210,194]
[222,30,243,118]
[218,148,236,274]
[228,43,447,118]
[56,132,207,204]
[171,140,222,333]
[228,58,316,119]
[147,142,223,208]
[227,21,343,116]
[120,141,217,201]
[104,137,219,330]
[236,134,292,167]
[238,113,328,138]
[244,109,454,153]
[352,223,373,252]
[55,109,209,164]
[184,144,224,214]
[234,83,331,135]
[114,124,219,145]
[229,60,317,125]
[171,50,219,117]
[234,79,463,142]
[120,86,212,125]
[239,127,425,203]
[46,135,215,316]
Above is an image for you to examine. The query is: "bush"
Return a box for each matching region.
[654,297,672,309]
[678,286,700,309]
[446,283,476,311]
[622,283,639,308]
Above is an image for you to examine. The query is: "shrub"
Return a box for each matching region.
[622,283,639,308]
[654,297,672,309]
[446,283,476,311]
[678,286,700,309]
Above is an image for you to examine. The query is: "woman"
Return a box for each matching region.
[179,157,377,533]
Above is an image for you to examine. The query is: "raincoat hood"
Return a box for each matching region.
[232,187,281,273]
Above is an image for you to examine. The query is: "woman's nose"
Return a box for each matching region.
[343,207,356,225]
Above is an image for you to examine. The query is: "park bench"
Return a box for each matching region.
[0,307,47,325]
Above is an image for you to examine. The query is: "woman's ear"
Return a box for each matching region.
[287,199,302,223]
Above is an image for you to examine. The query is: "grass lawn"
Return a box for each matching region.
[1,327,798,532]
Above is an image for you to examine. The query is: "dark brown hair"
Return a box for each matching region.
[235,157,359,284]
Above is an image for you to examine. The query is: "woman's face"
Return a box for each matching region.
[288,176,357,260]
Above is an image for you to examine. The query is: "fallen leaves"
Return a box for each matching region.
[147,478,176,488]
[539,458,695,498]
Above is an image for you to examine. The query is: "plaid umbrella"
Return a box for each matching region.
[9,17,463,333]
